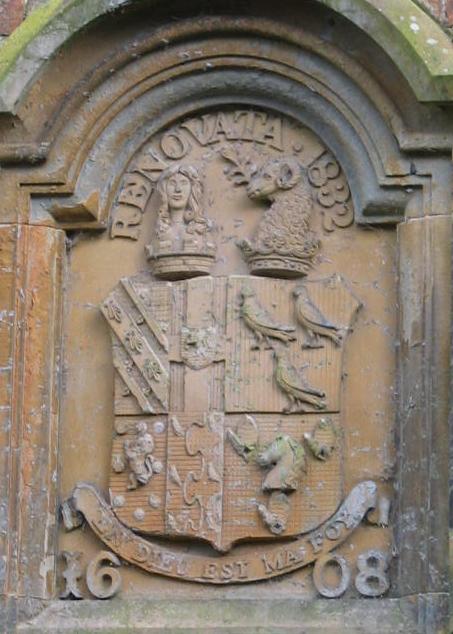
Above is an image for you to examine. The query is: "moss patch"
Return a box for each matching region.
[322,0,453,73]
[0,0,66,81]
[0,0,453,106]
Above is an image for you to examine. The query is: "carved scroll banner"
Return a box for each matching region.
[65,480,377,584]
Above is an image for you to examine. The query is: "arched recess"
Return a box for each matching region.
[0,2,450,632]
[2,11,453,227]
[1,0,453,112]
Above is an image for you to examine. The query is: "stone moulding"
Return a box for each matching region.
[1,0,453,112]
[0,20,438,229]
[0,1,451,633]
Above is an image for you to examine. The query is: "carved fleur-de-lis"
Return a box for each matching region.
[143,358,162,382]
[220,145,257,186]
[125,329,144,354]
[105,300,123,322]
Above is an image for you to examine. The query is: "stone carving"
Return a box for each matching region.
[60,550,123,600]
[313,553,351,598]
[166,413,224,547]
[112,421,162,490]
[294,274,362,351]
[146,163,216,279]
[236,157,320,277]
[307,153,353,232]
[219,144,257,186]
[101,279,170,414]
[257,433,305,493]
[60,551,83,599]
[86,551,122,599]
[228,415,337,534]
[60,497,83,532]
[294,286,342,348]
[110,110,355,243]
[111,172,154,239]
[63,107,387,588]
[274,349,326,413]
[99,273,361,557]
[304,418,338,461]
[124,328,144,354]
[228,417,305,535]
[143,358,163,382]
[239,286,296,349]
[354,549,390,597]
[230,422,306,492]
[366,493,391,528]
[104,299,123,323]
[180,325,220,370]
[312,548,390,599]
[63,480,378,583]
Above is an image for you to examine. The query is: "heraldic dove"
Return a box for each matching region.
[240,286,296,349]
[293,284,343,348]
[274,348,326,412]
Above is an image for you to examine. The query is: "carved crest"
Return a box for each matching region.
[64,107,381,584]
[180,325,221,370]
[101,273,361,552]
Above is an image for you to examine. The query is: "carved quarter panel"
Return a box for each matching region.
[225,275,361,413]
[101,279,170,413]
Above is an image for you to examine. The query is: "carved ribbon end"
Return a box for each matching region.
[61,497,84,532]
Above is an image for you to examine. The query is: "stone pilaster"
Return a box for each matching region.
[395,215,452,597]
[0,224,65,609]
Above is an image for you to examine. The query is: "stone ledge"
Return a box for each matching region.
[13,595,449,634]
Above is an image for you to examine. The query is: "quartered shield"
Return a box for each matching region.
[103,273,361,552]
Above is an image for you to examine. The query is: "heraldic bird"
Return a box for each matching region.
[293,285,343,348]
[240,286,296,349]
[274,349,326,412]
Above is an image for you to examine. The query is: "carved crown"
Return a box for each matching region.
[146,242,217,280]
[239,248,318,278]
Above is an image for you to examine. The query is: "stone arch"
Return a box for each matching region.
[1,0,453,113]
[0,1,451,632]
[2,11,451,233]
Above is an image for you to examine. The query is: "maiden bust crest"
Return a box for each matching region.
[146,163,216,279]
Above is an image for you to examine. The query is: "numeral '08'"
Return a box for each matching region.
[313,549,389,598]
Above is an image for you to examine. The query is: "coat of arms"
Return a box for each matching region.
[63,109,383,584]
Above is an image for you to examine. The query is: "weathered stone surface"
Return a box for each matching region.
[396,216,451,596]
[14,597,442,633]
[0,0,453,112]
[0,225,64,602]
[0,1,451,632]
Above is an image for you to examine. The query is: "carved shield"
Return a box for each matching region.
[180,325,221,370]
[103,273,360,552]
